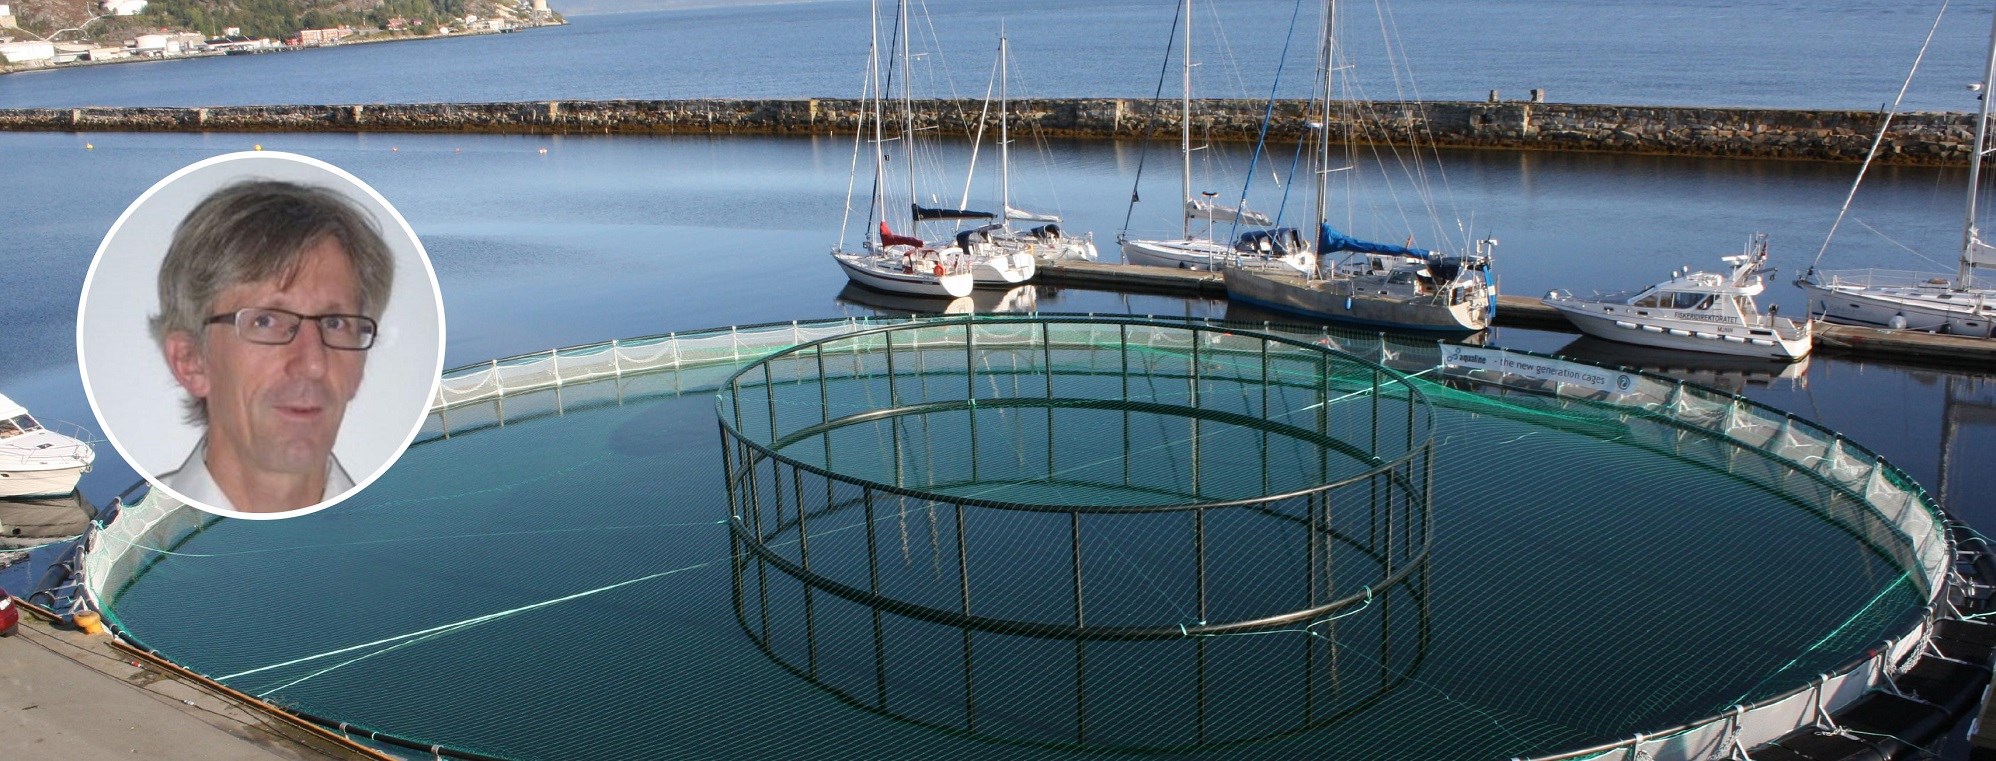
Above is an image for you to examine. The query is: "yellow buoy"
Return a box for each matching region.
[254,144,263,151]
[84,143,93,150]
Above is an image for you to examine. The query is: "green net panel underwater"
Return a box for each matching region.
[82,315,1953,761]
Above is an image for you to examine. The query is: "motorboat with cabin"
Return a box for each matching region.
[0,393,95,499]
[1543,234,1812,360]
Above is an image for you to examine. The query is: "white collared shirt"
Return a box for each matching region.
[159,438,355,514]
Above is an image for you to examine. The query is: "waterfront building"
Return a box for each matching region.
[0,40,53,64]
[299,27,357,46]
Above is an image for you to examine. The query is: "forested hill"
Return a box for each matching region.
[5,0,538,42]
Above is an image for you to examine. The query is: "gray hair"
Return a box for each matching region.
[149,179,396,424]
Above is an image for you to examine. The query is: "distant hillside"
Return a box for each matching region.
[4,0,532,42]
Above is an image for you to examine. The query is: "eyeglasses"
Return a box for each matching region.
[204,307,379,350]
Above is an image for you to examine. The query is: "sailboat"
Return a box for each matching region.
[830,0,1029,297]
[1220,0,1499,333]
[1796,8,1996,338]
[959,33,1099,266]
[1116,0,1314,274]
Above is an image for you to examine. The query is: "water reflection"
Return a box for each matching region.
[732,534,1430,751]
[1551,335,1811,395]
[833,283,1039,316]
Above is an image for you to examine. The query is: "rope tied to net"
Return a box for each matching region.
[1719,705,1752,761]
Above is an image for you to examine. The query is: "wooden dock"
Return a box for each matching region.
[1036,260,1996,369]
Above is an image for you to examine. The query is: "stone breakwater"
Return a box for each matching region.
[0,98,1977,164]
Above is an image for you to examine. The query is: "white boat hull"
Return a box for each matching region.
[1797,277,1996,337]
[833,250,976,298]
[970,250,1037,287]
[1004,235,1097,263]
[0,464,87,499]
[1224,267,1492,333]
[1122,238,1313,274]
[1544,296,1812,360]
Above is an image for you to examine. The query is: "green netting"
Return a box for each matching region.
[718,319,1431,656]
[83,315,1948,761]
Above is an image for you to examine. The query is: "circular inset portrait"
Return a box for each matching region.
[77,152,445,520]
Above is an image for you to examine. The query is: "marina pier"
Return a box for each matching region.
[1035,260,1996,369]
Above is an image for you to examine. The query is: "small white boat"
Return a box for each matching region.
[0,393,95,499]
[1544,234,1812,360]
[987,222,1098,265]
[949,224,1039,286]
[1798,270,1995,336]
[1121,232,1316,274]
[831,238,976,298]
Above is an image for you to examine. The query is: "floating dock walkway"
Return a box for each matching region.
[1036,260,1996,369]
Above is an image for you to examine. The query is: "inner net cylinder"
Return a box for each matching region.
[716,316,1437,640]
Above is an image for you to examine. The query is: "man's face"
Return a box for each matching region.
[167,238,369,478]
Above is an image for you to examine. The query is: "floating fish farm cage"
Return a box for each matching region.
[79,315,1966,760]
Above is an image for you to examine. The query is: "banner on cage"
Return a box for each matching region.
[1440,345,1636,395]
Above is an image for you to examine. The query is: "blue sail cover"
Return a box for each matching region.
[1318,223,1431,258]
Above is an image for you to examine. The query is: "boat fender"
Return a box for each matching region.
[1345,297,1354,312]
[1485,269,1497,321]
[1889,313,1908,330]
[934,262,946,277]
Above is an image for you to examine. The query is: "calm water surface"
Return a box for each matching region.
[0,129,1987,534]
[1,0,1993,111]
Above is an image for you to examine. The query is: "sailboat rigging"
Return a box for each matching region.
[1797,1,1996,338]
[1219,0,1500,333]
[830,0,1033,297]
[1116,0,1314,274]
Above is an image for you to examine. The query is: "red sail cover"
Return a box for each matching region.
[879,222,925,248]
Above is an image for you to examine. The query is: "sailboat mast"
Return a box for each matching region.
[901,0,917,233]
[1181,0,1193,240]
[1965,8,1996,288]
[1317,0,1335,232]
[1313,0,1336,278]
[1000,33,1011,219]
[870,0,886,241]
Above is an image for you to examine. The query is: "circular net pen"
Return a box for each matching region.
[74,315,1964,761]
[718,318,1434,749]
